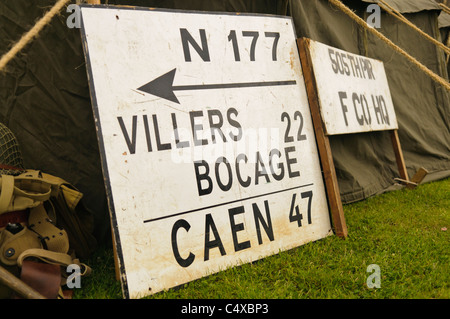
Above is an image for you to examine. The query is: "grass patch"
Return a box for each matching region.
[73,178,449,299]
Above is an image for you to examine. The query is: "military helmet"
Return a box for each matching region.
[0,122,24,175]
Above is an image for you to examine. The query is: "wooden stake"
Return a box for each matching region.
[410,167,428,185]
[390,129,409,181]
[297,38,348,238]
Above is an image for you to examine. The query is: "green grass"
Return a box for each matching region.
[73,177,449,299]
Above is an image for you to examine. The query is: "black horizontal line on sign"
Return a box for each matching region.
[143,183,314,223]
[173,80,297,91]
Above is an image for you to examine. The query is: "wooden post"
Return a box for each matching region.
[297,38,348,238]
[390,129,409,181]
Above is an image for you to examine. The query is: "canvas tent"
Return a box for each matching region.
[0,0,448,246]
[438,4,450,74]
[440,10,450,43]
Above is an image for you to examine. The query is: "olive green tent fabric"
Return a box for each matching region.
[107,0,289,14]
[439,11,450,28]
[0,0,448,244]
[438,11,450,74]
[361,0,441,13]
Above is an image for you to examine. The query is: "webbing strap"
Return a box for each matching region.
[0,174,54,214]
[17,248,73,268]
[0,175,14,213]
[13,178,52,202]
[17,248,92,276]
[28,205,69,254]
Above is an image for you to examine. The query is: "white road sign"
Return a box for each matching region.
[81,5,332,298]
[307,39,398,135]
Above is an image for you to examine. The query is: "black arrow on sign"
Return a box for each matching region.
[137,68,297,104]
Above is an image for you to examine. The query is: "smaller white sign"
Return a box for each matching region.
[307,40,398,135]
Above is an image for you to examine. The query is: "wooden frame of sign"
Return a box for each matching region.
[297,38,424,237]
[297,38,348,238]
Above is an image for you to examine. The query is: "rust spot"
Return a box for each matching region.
[123,151,127,155]
[289,47,295,70]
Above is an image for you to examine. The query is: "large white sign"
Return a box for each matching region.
[81,6,332,298]
[307,39,398,135]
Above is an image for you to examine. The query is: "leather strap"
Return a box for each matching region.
[17,259,61,299]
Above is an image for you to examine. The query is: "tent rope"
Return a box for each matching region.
[439,3,450,15]
[0,0,71,73]
[327,0,450,91]
[377,0,450,55]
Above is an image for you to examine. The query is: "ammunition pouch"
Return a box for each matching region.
[0,170,96,299]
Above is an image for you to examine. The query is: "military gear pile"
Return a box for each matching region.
[0,123,96,299]
[0,170,97,298]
